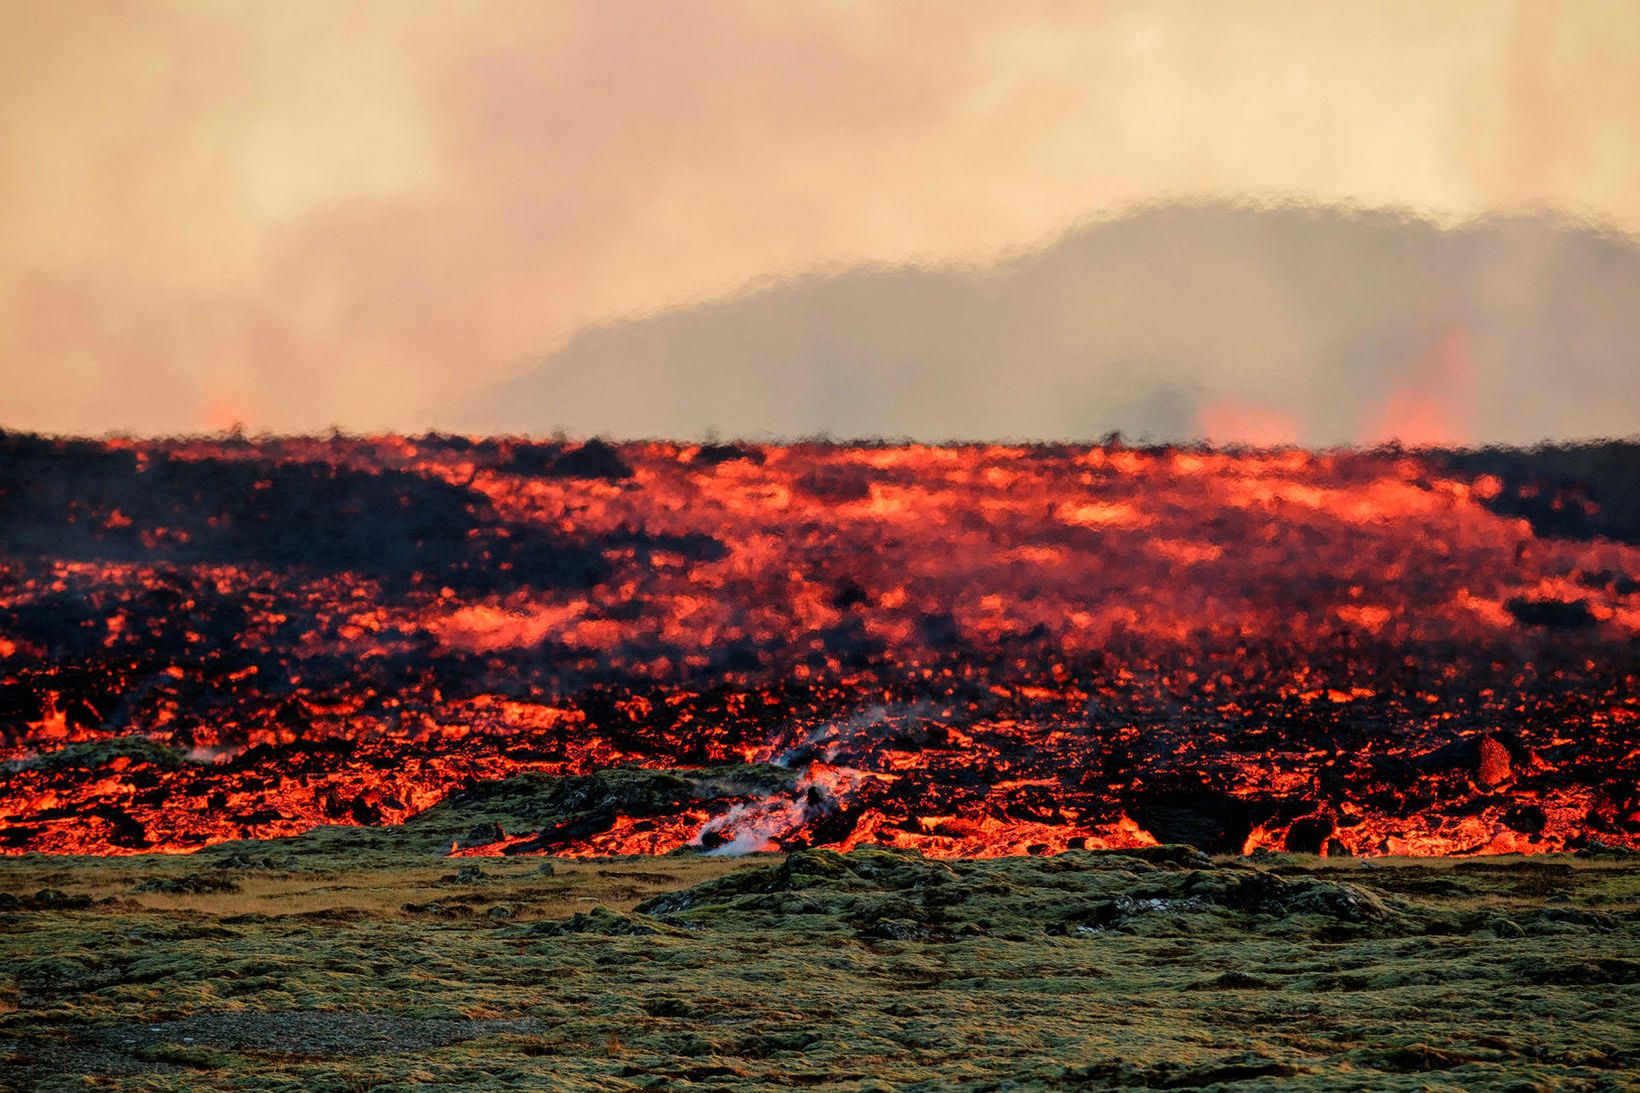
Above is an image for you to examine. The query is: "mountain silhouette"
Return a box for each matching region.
[465,202,1640,444]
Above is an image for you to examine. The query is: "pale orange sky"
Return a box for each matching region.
[1,1,1637,435]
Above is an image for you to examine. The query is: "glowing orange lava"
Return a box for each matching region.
[1,433,1635,857]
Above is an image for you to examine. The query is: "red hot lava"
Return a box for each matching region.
[0,432,1636,858]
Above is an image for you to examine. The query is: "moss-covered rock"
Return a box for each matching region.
[2,849,1636,1090]
[523,906,676,937]
[634,846,1402,944]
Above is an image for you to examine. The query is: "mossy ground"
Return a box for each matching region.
[1,843,1636,1091]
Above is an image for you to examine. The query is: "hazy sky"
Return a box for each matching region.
[2,1,1637,436]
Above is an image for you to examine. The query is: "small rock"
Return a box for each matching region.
[30,888,94,909]
[402,900,449,915]
[858,918,926,941]
[527,906,665,937]
[440,864,489,886]
[1190,970,1273,990]
[132,873,240,895]
[211,851,287,870]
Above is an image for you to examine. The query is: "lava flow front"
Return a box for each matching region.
[1,431,1636,859]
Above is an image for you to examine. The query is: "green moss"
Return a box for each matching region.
[9,734,190,773]
[1,848,1636,1090]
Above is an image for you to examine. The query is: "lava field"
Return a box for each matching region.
[1,430,1636,858]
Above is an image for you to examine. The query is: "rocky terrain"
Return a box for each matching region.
[4,433,1639,861]
[4,435,1639,1087]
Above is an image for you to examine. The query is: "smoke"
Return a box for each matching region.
[770,704,903,767]
[701,705,919,853]
[694,769,833,856]
[695,798,797,857]
[472,203,1640,444]
[2,2,1638,436]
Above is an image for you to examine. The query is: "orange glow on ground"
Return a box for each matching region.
[1,435,1636,858]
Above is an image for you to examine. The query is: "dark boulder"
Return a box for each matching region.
[1505,597,1596,629]
[1125,786,1253,854]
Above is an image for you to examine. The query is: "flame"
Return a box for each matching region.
[1364,322,1474,447]
[1197,402,1300,447]
[199,392,255,435]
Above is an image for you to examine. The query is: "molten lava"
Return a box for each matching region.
[1,432,1636,858]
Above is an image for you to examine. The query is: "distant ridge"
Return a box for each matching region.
[465,202,1640,445]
